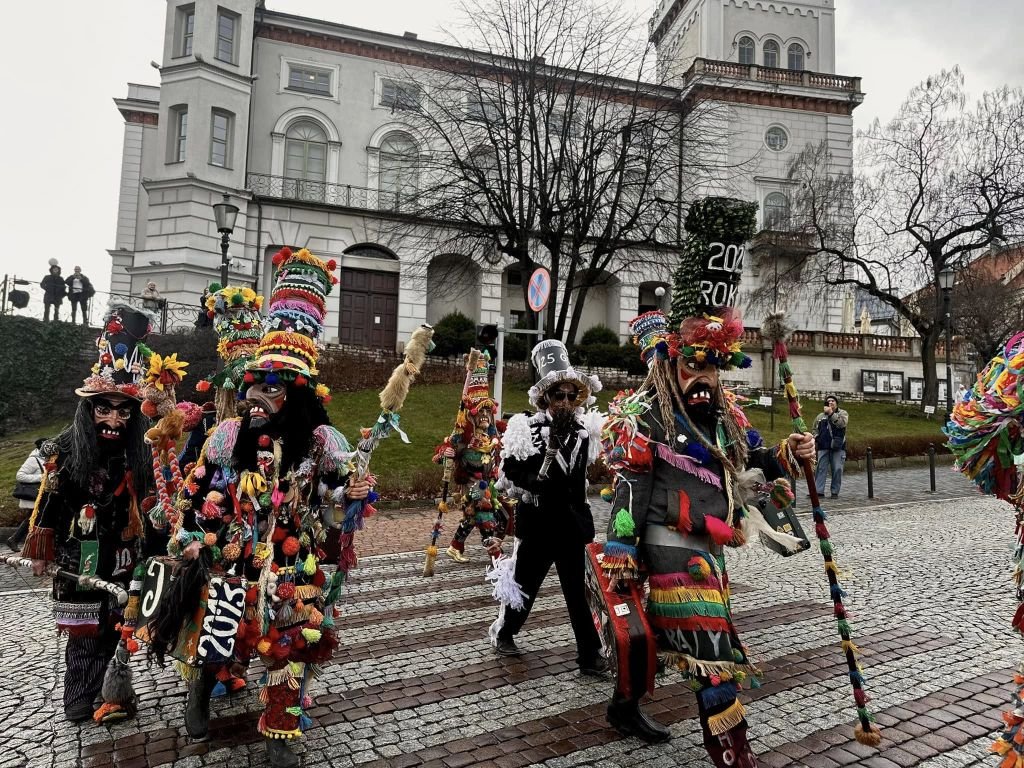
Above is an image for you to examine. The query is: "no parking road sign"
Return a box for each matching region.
[528,267,551,312]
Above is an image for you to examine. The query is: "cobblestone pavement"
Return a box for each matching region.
[0,466,1013,768]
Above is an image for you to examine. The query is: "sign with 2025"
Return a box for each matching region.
[699,241,745,308]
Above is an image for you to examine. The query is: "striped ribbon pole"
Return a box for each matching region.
[763,312,882,747]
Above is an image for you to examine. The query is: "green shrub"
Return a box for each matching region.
[579,324,620,347]
[431,311,477,358]
[846,435,948,461]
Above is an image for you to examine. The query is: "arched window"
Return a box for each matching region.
[763,40,780,68]
[738,36,755,66]
[788,43,805,71]
[378,132,418,210]
[764,192,790,229]
[284,121,327,182]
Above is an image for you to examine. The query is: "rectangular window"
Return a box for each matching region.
[169,106,188,163]
[466,95,500,124]
[379,78,422,112]
[177,4,195,57]
[216,9,237,63]
[288,66,331,95]
[210,110,233,167]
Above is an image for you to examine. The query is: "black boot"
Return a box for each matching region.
[606,694,671,743]
[265,737,301,768]
[184,668,218,741]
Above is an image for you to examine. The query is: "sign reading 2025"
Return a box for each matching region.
[700,241,745,308]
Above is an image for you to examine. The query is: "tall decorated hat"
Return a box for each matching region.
[196,284,264,394]
[528,339,601,408]
[76,305,155,399]
[655,195,759,370]
[242,247,338,401]
[461,348,496,413]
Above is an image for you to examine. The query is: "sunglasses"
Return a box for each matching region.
[94,404,133,419]
[549,390,579,403]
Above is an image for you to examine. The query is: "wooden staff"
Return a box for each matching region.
[762,311,882,747]
[3,554,129,606]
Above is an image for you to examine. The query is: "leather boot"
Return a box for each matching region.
[184,668,218,741]
[703,720,758,768]
[606,694,671,743]
[265,737,301,768]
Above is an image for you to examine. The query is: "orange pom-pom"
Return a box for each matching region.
[141,400,158,418]
[196,380,211,393]
[282,536,300,556]
[126,638,140,654]
[256,639,272,655]
[203,532,218,546]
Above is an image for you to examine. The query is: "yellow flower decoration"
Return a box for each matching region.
[145,352,189,390]
[315,384,330,399]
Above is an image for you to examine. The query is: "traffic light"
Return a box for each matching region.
[476,323,498,366]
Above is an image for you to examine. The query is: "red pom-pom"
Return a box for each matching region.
[243,372,255,383]
[141,400,158,418]
[281,536,301,556]
[196,380,211,393]
[272,360,284,369]
[258,434,272,448]
[312,568,326,587]
[271,527,287,543]
[704,515,735,546]
[270,562,279,573]
[326,259,337,271]
[83,505,96,519]
[294,374,307,387]
[272,247,291,266]
[322,395,332,404]
[100,353,113,365]
[126,638,140,654]
[245,586,259,605]
[276,582,295,600]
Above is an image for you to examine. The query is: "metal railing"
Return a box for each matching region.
[246,173,416,213]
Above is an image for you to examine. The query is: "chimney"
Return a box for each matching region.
[403,31,418,39]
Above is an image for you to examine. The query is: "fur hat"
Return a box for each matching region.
[528,339,601,408]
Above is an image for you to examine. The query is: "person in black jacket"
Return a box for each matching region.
[40,259,66,322]
[491,339,606,676]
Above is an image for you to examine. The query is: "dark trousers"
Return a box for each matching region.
[498,535,602,665]
[64,626,120,714]
[43,302,61,322]
[69,295,88,324]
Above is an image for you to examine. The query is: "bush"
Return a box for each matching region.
[579,324,620,347]
[431,311,477,358]
[846,434,948,461]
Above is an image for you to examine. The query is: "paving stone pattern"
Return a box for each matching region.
[0,467,1012,767]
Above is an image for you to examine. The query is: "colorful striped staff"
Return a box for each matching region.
[762,311,882,747]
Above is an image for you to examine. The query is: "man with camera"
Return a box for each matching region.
[814,395,849,499]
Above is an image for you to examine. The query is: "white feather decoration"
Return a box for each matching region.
[501,413,539,460]
[485,544,527,611]
[582,408,606,464]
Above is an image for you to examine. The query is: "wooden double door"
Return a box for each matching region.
[337,267,399,350]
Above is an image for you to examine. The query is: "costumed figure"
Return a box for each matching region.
[944,332,1024,766]
[195,284,265,423]
[20,306,160,723]
[599,199,817,764]
[488,339,607,676]
[144,247,370,768]
[431,349,512,565]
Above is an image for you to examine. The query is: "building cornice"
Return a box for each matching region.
[114,97,159,125]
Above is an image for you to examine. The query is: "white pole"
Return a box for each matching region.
[495,319,505,416]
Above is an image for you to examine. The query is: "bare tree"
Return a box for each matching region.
[381,0,739,343]
[949,251,1024,366]
[776,69,1024,407]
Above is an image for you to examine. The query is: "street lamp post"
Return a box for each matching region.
[212,193,239,287]
[938,264,955,414]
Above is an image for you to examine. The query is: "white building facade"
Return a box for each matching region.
[109,0,862,350]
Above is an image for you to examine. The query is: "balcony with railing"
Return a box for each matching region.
[246,173,416,213]
[742,327,966,361]
[685,58,862,97]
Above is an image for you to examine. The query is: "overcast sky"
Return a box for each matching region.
[0,0,1020,298]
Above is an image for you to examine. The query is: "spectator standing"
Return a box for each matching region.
[9,438,47,550]
[141,280,163,312]
[40,259,66,322]
[65,266,95,325]
[814,394,849,499]
[195,286,213,329]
